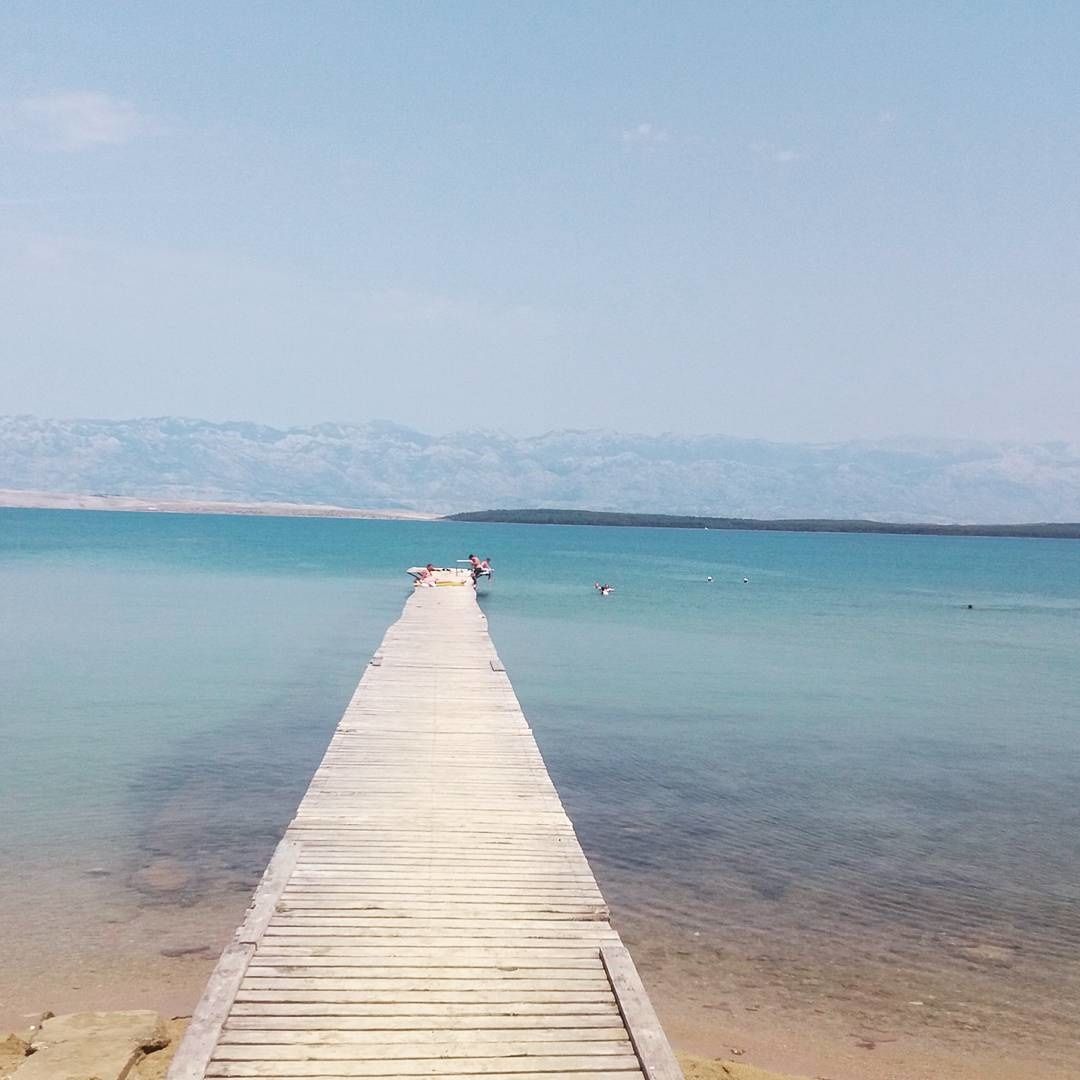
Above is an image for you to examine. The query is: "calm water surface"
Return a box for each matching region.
[1,509,1078,1072]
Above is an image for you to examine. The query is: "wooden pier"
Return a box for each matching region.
[169,574,682,1080]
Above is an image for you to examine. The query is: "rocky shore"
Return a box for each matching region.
[0,1010,803,1080]
[0,1011,187,1080]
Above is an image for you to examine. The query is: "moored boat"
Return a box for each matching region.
[406,563,494,589]
[406,565,472,587]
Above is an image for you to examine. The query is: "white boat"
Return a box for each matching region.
[406,565,492,589]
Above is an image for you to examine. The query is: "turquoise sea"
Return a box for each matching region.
[1,508,1078,1075]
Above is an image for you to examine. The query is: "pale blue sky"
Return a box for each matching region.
[1,2,1078,441]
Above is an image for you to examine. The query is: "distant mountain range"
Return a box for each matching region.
[2,415,1078,523]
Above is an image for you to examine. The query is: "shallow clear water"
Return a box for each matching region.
[1,509,1078,1071]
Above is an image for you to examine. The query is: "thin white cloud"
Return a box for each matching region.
[366,288,476,325]
[3,91,149,151]
[750,140,801,165]
[362,287,540,333]
[0,195,95,207]
[621,122,669,148]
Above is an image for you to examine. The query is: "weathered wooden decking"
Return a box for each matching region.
[169,576,681,1080]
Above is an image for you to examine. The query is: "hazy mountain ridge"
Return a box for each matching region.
[2,415,1078,523]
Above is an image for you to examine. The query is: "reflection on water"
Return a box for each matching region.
[1,510,1079,1074]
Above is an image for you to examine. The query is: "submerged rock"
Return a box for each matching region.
[953,942,1017,967]
[159,944,211,959]
[132,859,191,894]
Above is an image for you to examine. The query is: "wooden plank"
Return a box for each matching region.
[167,942,254,1080]
[250,937,613,950]
[234,991,616,1005]
[205,1055,642,1076]
[278,888,603,897]
[238,839,299,946]
[256,934,619,947]
[264,917,611,929]
[284,872,598,882]
[292,847,581,856]
[211,1040,634,1060]
[275,898,604,908]
[288,845,583,853]
[245,965,605,979]
[274,902,604,911]
[227,1002,620,1017]
[239,978,611,992]
[222,1018,625,1033]
[284,865,587,882]
[260,929,617,941]
[288,867,590,879]
[277,890,604,901]
[268,907,609,918]
[601,946,683,1080]
[248,954,602,968]
[281,880,599,890]
[208,1073,642,1080]
[286,847,583,856]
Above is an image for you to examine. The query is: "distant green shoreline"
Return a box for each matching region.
[447,508,1080,540]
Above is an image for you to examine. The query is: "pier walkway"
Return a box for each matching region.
[169,576,681,1080]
